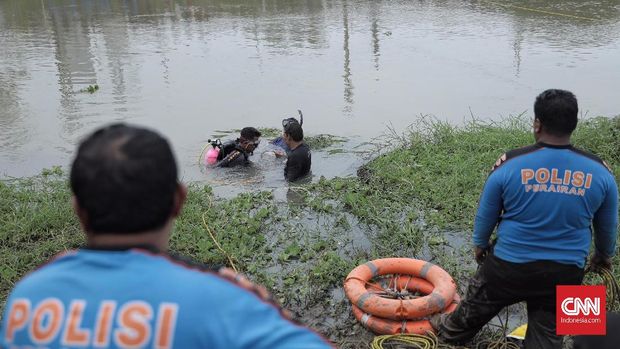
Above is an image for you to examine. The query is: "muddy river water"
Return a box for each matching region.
[1,0,619,187]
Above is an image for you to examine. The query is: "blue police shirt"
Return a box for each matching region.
[474,142,618,268]
[0,247,332,349]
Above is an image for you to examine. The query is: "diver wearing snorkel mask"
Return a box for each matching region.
[216,127,262,167]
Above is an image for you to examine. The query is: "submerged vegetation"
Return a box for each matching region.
[1,116,618,346]
[305,134,348,150]
[79,84,99,93]
[225,128,348,147]
[212,128,348,150]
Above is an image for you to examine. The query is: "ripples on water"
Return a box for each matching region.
[0,0,619,189]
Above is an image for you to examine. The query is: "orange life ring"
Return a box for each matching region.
[351,294,460,335]
[344,258,457,320]
[353,276,460,334]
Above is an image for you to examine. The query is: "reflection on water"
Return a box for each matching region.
[342,0,353,115]
[1,0,619,184]
[370,4,381,72]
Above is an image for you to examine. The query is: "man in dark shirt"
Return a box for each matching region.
[216,127,261,167]
[281,120,311,181]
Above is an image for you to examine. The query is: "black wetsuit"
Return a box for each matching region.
[284,143,311,182]
[216,140,250,167]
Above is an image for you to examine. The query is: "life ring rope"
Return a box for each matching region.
[344,258,460,335]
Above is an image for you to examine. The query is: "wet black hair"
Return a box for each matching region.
[70,123,178,234]
[534,89,578,136]
[240,127,261,140]
[284,122,304,142]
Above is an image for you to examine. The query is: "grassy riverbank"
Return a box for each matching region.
[1,116,618,347]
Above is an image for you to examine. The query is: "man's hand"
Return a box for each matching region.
[274,150,285,158]
[589,254,613,272]
[474,246,489,265]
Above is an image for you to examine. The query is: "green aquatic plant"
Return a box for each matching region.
[79,84,99,93]
[257,127,282,138]
[305,134,347,150]
[1,116,618,346]
[225,127,281,139]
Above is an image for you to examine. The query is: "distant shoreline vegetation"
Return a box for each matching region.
[1,115,618,345]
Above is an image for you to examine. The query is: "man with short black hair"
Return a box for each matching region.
[432,89,618,348]
[282,119,311,182]
[271,110,304,153]
[0,123,332,349]
[217,126,262,167]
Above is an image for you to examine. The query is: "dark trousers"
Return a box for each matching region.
[436,254,584,349]
[573,312,620,349]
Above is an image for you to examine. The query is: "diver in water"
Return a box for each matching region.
[207,127,262,167]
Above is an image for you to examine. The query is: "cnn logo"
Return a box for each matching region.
[560,297,600,316]
[557,285,606,335]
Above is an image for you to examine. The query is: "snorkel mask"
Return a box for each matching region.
[282,118,298,132]
[282,110,304,132]
[240,138,260,154]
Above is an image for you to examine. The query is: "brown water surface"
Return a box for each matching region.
[1,0,619,183]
